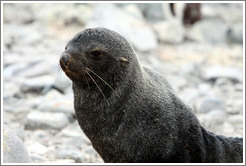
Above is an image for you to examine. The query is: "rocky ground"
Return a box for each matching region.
[2,3,244,163]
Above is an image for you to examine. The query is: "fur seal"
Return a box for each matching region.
[59,27,243,163]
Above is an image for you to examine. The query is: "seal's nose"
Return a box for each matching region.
[61,52,71,66]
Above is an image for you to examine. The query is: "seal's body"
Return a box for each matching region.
[60,27,243,163]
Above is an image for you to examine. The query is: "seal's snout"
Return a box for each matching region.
[61,52,71,66]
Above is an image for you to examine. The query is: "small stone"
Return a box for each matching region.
[135,3,165,23]
[56,146,83,163]
[196,97,225,113]
[25,111,70,130]
[153,19,185,44]
[202,66,243,83]
[228,115,243,127]
[198,83,212,95]
[19,75,55,94]
[228,23,243,44]
[3,124,31,163]
[30,154,47,162]
[26,142,48,155]
[187,18,229,44]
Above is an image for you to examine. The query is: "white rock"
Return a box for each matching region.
[153,19,185,44]
[25,111,70,130]
[27,142,48,155]
[202,66,243,82]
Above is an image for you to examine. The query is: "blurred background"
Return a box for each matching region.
[2,2,244,163]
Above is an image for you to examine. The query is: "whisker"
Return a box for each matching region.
[57,64,63,79]
[85,67,120,98]
[83,73,90,90]
[85,70,110,106]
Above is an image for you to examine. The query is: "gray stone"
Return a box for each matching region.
[3,57,49,78]
[136,3,165,23]
[196,97,225,113]
[153,19,185,44]
[228,23,243,44]
[16,60,54,78]
[228,115,243,127]
[202,66,243,83]
[56,146,83,163]
[29,154,47,162]
[202,3,243,23]
[188,18,229,44]
[86,3,157,52]
[3,124,31,163]
[19,75,55,94]
[25,111,70,130]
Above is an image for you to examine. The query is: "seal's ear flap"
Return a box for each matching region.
[119,57,129,64]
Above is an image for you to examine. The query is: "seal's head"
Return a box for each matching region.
[60,27,136,88]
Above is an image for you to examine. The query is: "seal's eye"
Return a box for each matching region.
[65,46,67,50]
[90,50,101,57]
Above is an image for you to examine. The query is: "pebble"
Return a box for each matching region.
[27,141,48,155]
[153,19,185,44]
[196,97,225,113]
[25,111,70,130]
[56,146,84,163]
[228,22,243,44]
[228,115,243,127]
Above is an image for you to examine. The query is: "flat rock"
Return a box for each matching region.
[19,75,55,94]
[25,111,70,130]
[202,66,243,83]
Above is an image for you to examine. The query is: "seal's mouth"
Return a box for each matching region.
[59,57,92,83]
[59,57,81,79]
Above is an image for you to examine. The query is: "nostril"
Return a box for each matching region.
[61,53,71,66]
